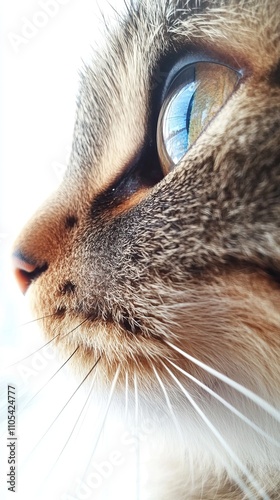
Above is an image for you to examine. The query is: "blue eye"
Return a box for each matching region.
[161,82,197,164]
[157,62,240,174]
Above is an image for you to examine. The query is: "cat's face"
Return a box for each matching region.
[13,0,280,495]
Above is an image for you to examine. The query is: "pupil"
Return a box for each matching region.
[185,91,195,148]
[164,82,197,165]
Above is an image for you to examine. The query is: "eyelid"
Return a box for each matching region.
[161,53,243,104]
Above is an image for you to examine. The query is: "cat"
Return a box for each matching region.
[12,0,280,498]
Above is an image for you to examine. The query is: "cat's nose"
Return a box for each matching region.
[12,253,47,294]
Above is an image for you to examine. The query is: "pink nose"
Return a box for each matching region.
[12,254,39,294]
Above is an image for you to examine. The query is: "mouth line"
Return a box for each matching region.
[54,305,152,338]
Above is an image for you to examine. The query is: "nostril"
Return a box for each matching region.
[12,253,48,295]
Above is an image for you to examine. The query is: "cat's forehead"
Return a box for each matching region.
[66,0,280,196]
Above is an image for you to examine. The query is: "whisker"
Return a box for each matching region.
[83,364,120,477]
[58,318,88,342]
[44,362,99,480]
[134,370,139,428]
[152,365,182,436]
[6,333,61,368]
[2,313,56,334]
[134,370,140,500]
[165,341,280,423]
[0,348,80,442]
[125,371,129,420]
[21,347,80,412]
[167,359,280,449]
[6,319,88,368]
[25,356,101,460]
[162,362,270,500]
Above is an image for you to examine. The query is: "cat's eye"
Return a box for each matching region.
[157,62,240,174]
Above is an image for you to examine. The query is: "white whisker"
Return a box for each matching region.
[162,362,270,500]
[134,370,139,428]
[125,370,129,421]
[152,365,182,436]
[21,347,80,413]
[83,364,120,477]
[40,365,98,488]
[55,369,98,463]
[23,356,101,463]
[59,318,89,341]
[167,358,280,449]
[166,341,280,423]
[134,370,140,500]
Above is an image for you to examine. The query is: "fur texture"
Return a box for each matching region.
[14,1,280,498]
